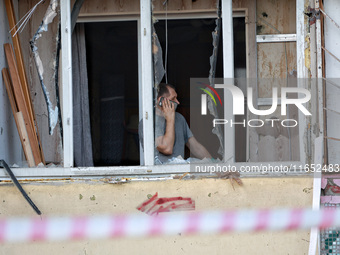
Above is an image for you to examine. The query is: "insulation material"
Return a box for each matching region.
[30,0,59,135]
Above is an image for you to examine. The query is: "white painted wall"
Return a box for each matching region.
[0,0,22,166]
[324,0,340,164]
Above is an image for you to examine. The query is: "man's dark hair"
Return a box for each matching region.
[157,83,176,99]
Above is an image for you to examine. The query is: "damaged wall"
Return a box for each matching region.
[252,0,298,162]
[0,0,22,165]
[0,178,313,254]
[17,0,220,165]
[19,0,62,164]
[72,0,218,16]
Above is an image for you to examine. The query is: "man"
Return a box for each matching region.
[139,83,212,164]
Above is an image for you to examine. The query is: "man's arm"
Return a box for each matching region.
[186,136,212,159]
[156,98,175,155]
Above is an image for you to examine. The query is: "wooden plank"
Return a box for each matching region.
[2,68,34,167]
[1,68,18,112]
[4,43,42,166]
[15,112,35,167]
[75,0,216,15]
[256,0,296,35]
[5,0,45,165]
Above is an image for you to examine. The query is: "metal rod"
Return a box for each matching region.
[322,46,340,63]
[320,8,340,30]
[325,136,340,142]
[322,77,340,90]
[324,107,340,116]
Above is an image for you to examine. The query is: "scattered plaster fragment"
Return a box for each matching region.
[303,187,313,194]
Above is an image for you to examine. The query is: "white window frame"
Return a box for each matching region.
[61,0,309,171]
[61,0,73,168]
[0,0,311,180]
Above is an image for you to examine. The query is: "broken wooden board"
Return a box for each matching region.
[4,43,42,166]
[5,0,45,164]
[16,112,35,167]
[2,68,34,167]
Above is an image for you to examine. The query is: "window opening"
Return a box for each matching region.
[151,18,225,164]
[85,21,139,166]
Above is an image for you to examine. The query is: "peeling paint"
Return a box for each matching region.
[304,36,311,70]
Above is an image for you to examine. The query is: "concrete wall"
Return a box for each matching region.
[0,0,22,166]
[0,178,313,255]
[324,0,340,164]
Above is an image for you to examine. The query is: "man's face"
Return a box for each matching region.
[165,86,180,105]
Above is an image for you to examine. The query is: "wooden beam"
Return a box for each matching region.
[5,0,45,164]
[2,68,34,167]
[16,112,35,167]
[1,68,18,112]
[4,43,42,166]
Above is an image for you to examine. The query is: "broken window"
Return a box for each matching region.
[26,0,310,171]
[149,16,249,164]
[151,18,224,164]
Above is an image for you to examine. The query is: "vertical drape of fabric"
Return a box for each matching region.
[72,23,94,167]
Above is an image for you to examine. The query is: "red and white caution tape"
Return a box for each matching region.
[0,208,339,243]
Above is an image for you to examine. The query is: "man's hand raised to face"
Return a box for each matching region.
[156,97,176,155]
[161,98,175,122]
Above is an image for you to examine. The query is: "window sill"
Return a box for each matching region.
[0,162,312,181]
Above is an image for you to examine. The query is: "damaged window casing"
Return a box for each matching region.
[0,0,314,179]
